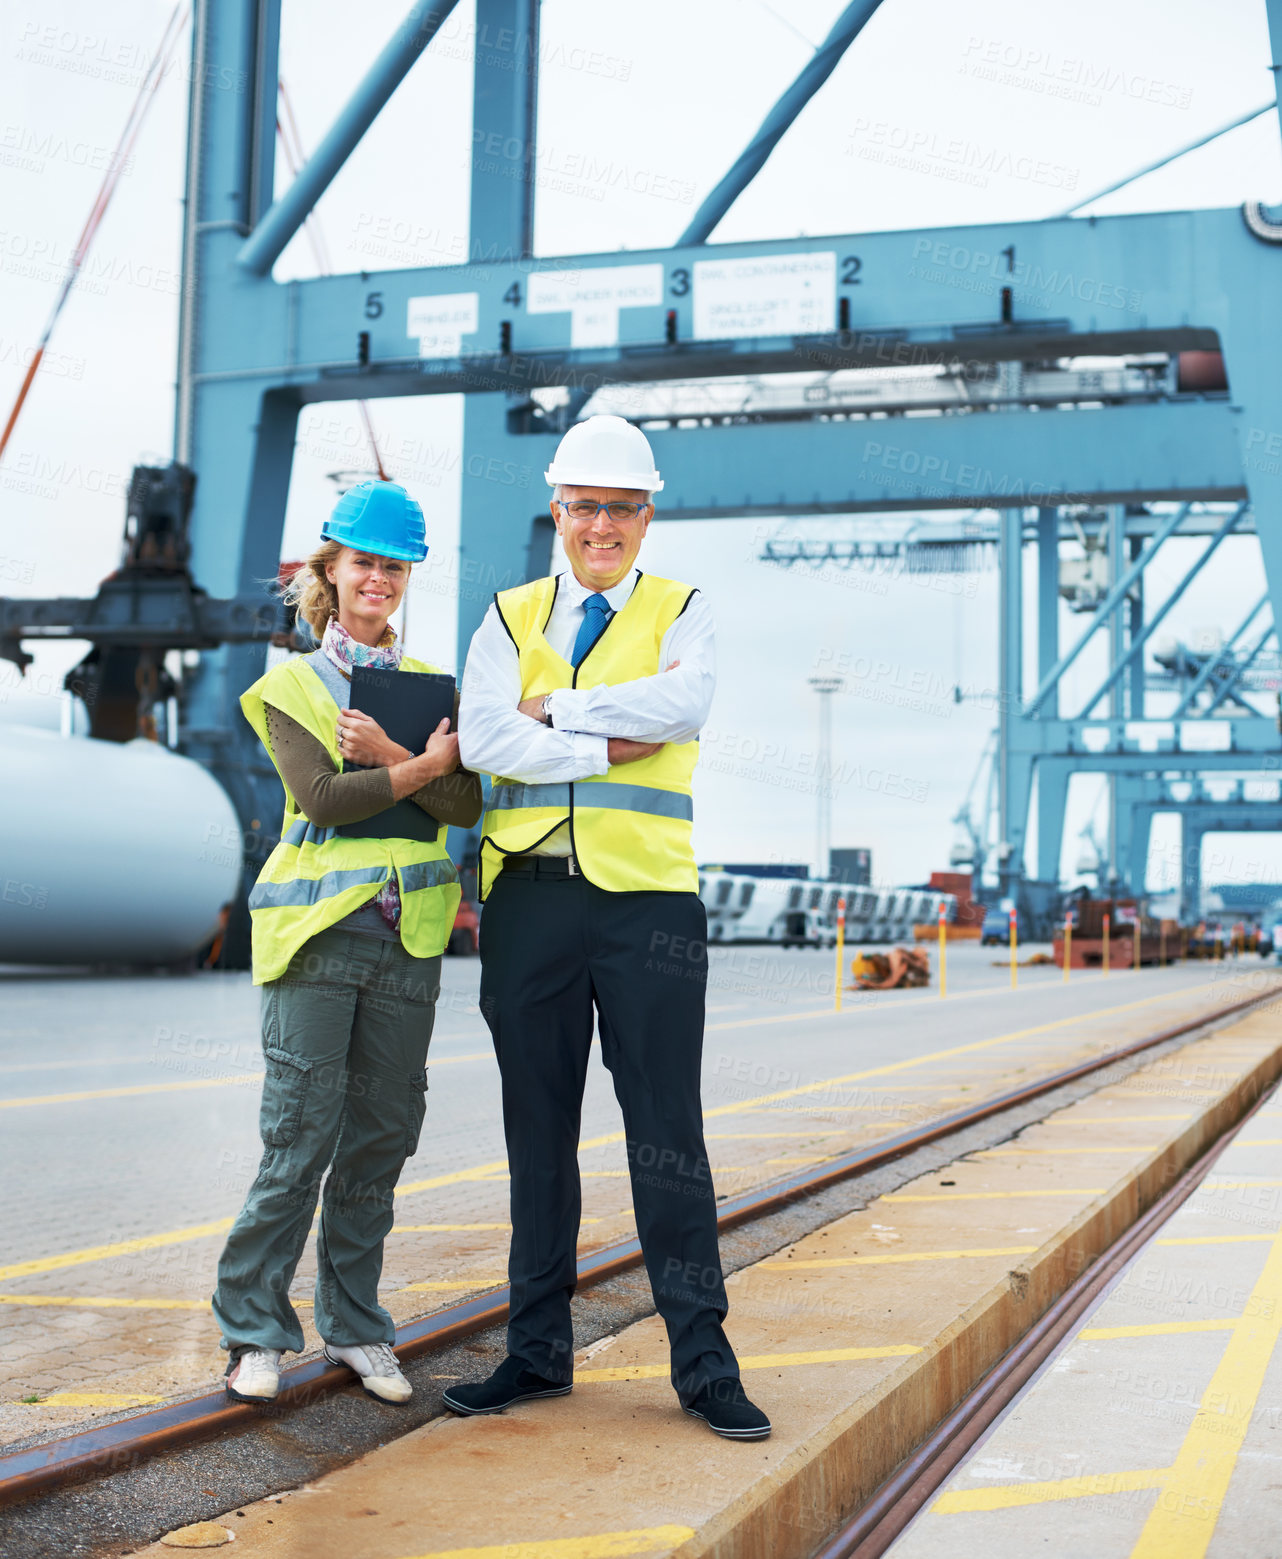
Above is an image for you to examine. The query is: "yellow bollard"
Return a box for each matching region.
[938,902,947,999]
[1009,907,1018,990]
[834,896,846,1012]
[1103,916,1110,975]
[1063,911,1072,982]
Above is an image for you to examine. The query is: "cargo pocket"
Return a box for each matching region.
[260,1046,313,1148]
[405,1069,429,1157]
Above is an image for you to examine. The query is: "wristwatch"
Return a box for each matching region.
[540,693,554,727]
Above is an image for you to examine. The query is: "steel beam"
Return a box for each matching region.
[1171,592,1270,718]
[679,0,885,244]
[236,0,461,276]
[468,0,539,261]
[1079,503,1245,718]
[1024,505,1190,716]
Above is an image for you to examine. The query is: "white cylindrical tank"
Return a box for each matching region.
[0,726,242,964]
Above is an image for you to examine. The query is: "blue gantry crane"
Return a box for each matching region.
[2,0,1282,959]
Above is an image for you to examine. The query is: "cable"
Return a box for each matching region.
[277,78,389,483]
[0,3,190,465]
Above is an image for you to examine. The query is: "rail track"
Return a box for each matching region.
[1,982,1276,1513]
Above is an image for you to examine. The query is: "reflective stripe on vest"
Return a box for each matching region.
[479,573,700,897]
[249,865,387,910]
[489,781,694,823]
[239,653,461,983]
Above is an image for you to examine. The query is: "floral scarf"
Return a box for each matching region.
[322,614,404,930]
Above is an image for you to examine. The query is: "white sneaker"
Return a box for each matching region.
[226,1347,281,1402]
[324,1341,412,1403]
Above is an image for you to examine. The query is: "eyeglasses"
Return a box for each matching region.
[558,499,649,522]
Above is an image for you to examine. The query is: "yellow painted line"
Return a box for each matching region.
[1198,1179,1282,1190]
[579,1344,922,1382]
[1080,1319,1239,1340]
[706,978,1222,1035]
[10,979,1256,1283]
[1130,1217,1282,1557]
[702,983,1230,1121]
[1155,1233,1278,1246]
[398,1280,505,1291]
[0,1218,235,1283]
[705,1131,845,1138]
[979,1145,1160,1156]
[394,1224,512,1232]
[761,1245,1039,1270]
[933,1466,1166,1513]
[400,1527,695,1559]
[0,1293,210,1310]
[1047,1115,1195,1124]
[23,1392,165,1408]
[430,1052,493,1065]
[885,1189,1106,1203]
[0,1076,248,1108]
[1236,1138,1282,1146]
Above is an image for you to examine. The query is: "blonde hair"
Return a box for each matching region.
[283,540,414,641]
[282,539,344,640]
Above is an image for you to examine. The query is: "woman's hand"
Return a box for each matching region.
[336,709,409,769]
[388,718,461,798]
[421,717,461,778]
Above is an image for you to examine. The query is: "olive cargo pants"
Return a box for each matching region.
[212,927,441,1353]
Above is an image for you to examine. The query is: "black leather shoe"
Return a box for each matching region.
[683,1378,771,1439]
[441,1355,572,1416]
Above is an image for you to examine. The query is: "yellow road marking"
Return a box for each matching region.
[0,1293,210,1310]
[705,1131,845,1138]
[761,1246,1038,1270]
[579,1344,921,1381]
[1235,1138,1282,1146]
[398,1281,504,1291]
[400,1528,695,1559]
[979,1145,1160,1156]
[0,1076,248,1108]
[1046,1115,1195,1124]
[0,1218,235,1283]
[885,1189,1106,1203]
[933,1467,1166,1513]
[1130,1214,1282,1557]
[1155,1233,1278,1246]
[7,978,1251,1281]
[706,978,1221,1036]
[1198,1180,1282,1190]
[22,1392,165,1408]
[701,983,1228,1121]
[430,1052,494,1065]
[394,1224,512,1232]
[1080,1319,1239,1340]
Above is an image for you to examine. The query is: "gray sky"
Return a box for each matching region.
[3,0,1281,888]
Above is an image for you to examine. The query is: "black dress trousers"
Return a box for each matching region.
[478,870,740,1403]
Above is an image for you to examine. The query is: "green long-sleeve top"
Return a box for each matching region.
[262,700,483,830]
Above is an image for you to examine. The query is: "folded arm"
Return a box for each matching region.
[459,604,609,782]
[545,590,715,742]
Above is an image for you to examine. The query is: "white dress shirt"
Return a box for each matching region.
[459,568,716,855]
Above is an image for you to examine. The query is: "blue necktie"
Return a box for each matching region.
[571,592,612,667]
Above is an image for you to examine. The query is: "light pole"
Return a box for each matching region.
[809,676,843,878]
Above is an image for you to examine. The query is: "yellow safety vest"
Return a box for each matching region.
[480,573,700,898]
[241,653,460,985]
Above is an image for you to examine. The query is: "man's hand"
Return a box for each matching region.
[517,695,550,724]
[336,709,408,768]
[608,738,662,764]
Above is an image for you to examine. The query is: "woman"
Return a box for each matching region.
[212,480,481,1407]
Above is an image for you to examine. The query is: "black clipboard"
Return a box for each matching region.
[336,666,457,842]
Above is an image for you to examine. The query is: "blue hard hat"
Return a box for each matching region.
[321,481,428,563]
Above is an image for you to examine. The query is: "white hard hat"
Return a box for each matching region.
[544,414,663,493]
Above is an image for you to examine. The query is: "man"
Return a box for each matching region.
[449,414,769,1440]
